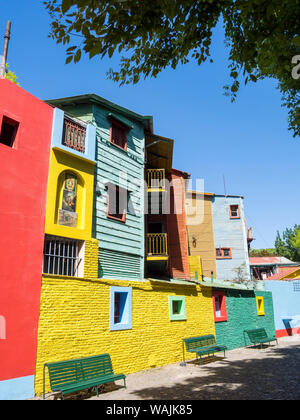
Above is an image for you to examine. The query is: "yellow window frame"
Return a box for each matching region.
[256,296,265,316]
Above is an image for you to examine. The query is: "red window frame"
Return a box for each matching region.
[110,119,127,151]
[216,248,232,259]
[229,204,240,219]
[212,291,227,322]
[107,184,127,223]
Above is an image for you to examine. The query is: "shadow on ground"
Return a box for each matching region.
[125,344,300,400]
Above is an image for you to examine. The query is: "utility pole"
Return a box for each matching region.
[0,21,11,78]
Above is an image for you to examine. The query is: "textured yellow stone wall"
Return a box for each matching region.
[35,276,214,396]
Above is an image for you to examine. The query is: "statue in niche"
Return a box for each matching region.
[58,173,78,227]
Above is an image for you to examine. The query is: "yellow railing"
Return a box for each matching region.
[147,233,168,256]
[146,169,166,191]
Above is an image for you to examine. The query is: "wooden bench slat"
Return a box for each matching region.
[182,335,227,364]
[44,353,126,399]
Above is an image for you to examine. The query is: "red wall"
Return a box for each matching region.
[0,79,53,380]
[166,169,190,281]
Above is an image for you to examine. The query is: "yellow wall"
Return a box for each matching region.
[186,192,217,279]
[189,256,202,279]
[45,148,95,240]
[35,275,215,395]
[281,268,300,280]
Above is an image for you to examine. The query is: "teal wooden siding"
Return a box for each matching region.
[53,98,149,281]
[92,104,145,280]
[99,249,143,280]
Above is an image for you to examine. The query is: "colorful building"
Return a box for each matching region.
[211,286,276,350]
[34,93,212,397]
[47,94,151,281]
[265,266,300,337]
[0,79,53,400]
[212,195,252,283]
[0,85,279,399]
[185,191,217,280]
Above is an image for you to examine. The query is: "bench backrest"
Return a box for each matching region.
[244,328,268,343]
[183,335,216,351]
[46,354,114,391]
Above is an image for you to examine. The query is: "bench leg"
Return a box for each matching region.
[124,378,127,389]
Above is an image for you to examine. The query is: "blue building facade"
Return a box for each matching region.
[212,195,251,282]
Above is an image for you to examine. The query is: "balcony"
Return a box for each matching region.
[147,233,168,261]
[146,169,166,192]
[62,117,86,153]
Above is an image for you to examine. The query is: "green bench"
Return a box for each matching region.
[182,335,227,365]
[244,328,278,348]
[43,353,126,400]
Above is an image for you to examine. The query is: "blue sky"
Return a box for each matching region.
[1,1,299,249]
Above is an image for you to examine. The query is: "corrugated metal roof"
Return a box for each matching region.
[249,257,298,266]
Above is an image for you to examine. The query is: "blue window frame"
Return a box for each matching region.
[110,286,132,331]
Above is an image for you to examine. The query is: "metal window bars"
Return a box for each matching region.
[43,235,82,277]
[62,117,86,153]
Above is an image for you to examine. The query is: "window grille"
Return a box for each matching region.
[62,117,86,153]
[293,281,300,292]
[43,235,83,277]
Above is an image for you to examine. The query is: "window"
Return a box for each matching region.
[43,235,84,277]
[58,173,78,228]
[168,296,187,321]
[0,116,19,147]
[229,204,240,219]
[110,287,132,331]
[107,183,127,222]
[256,296,265,316]
[212,291,227,322]
[216,248,232,259]
[110,120,127,150]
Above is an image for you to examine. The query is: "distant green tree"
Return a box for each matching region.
[249,248,277,257]
[275,225,300,262]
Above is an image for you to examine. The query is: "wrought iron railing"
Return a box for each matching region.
[146,169,166,191]
[62,117,86,153]
[147,233,168,256]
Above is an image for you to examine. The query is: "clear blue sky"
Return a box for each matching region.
[1,1,299,249]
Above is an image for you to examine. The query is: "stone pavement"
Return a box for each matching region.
[38,335,300,400]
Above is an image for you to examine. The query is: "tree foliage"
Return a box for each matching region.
[4,64,19,86]
[275,225,300,262]
[44,0,300,136]
[249,248,277,257]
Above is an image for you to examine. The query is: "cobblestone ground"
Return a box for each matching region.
[39,335,300,400]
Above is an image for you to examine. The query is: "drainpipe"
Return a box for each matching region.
[0,21,11,78]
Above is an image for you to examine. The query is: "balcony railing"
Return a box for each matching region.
[147,233,168,256]
[146,169,166,192]
[62,117,86,153]
[248,227,254,242]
